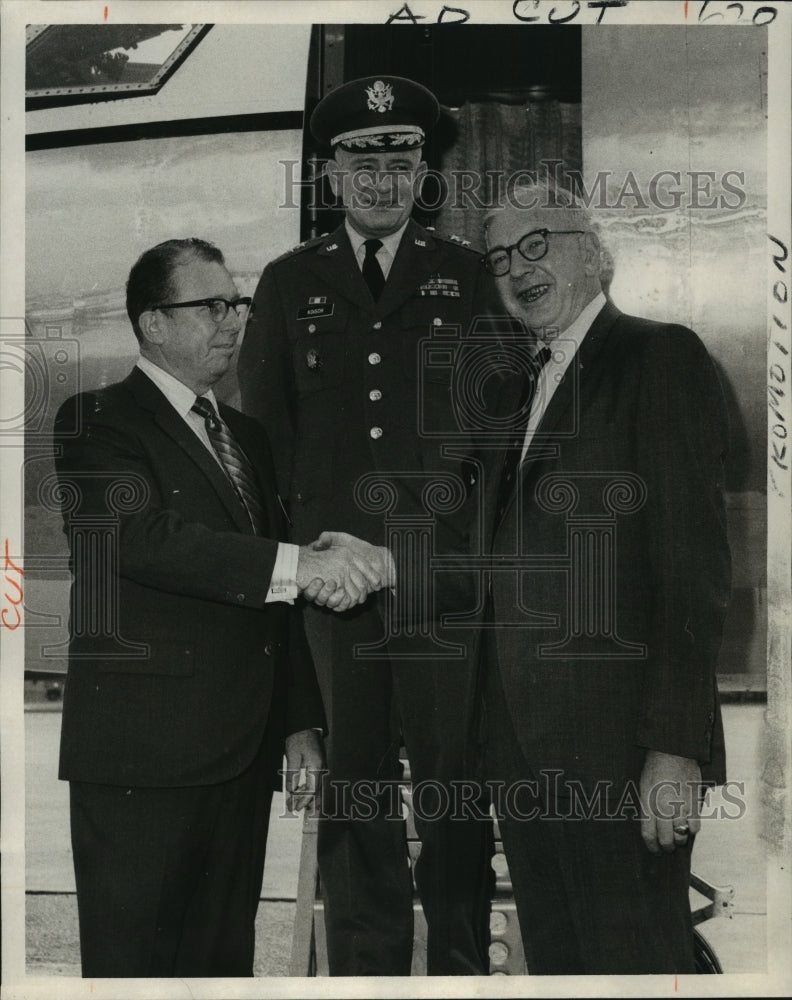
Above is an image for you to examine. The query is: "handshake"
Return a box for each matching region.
[296,531,396,613]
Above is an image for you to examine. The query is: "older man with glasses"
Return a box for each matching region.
[471,184,731,973]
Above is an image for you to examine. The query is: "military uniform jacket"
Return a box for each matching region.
[239,219,500,550]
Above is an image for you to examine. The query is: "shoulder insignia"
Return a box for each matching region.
[269,234,325,265]
[437,233,481,255]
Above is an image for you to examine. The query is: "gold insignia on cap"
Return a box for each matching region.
[366,80,395,114]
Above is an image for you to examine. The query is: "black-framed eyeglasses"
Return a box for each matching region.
[483,229,586,276]
[154,297,254,323]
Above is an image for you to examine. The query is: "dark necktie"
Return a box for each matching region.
[362,238,385,301]
[191,396,267,535]
[495,346,552,523]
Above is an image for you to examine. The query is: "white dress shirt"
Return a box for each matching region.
[520,292,607,462]
[346,218,409,280]
[136,356,298,603]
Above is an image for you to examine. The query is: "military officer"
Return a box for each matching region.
[238,75,499,976]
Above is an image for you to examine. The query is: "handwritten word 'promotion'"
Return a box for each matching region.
[769,236,789,495]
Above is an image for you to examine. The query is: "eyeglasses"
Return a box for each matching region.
[154,297,254,323]
[483,229,586,276]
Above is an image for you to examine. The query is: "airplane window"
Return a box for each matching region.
[26,24,210,109]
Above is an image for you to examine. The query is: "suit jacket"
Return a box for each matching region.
[54,367,325,788]
[472,301,730,791]
[238,218,500,551]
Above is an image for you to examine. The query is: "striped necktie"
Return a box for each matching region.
[494,346,552,524]
[191,396,267,535]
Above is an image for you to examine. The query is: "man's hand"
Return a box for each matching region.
[283,729,325,813]
[297,531,395,612]
[639,750,702,855]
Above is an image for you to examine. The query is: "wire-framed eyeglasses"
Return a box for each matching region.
[483,229,586,276]
[154,297,254,323]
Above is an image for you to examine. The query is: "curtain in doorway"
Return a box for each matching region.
[426,99,581,251]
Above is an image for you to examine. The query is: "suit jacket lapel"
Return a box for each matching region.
[124,368,253,535]
[222,405,284,536]
[493,301,622,525]
[482,373,526,542]
[521,299,622,472]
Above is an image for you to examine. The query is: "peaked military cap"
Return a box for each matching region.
[310,75,440,152]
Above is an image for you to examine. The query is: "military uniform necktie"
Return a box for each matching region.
[191,396,267,535]
[494,346,553,523]
[362,238,385,301]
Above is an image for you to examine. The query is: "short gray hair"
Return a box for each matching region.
[483,178,595,243]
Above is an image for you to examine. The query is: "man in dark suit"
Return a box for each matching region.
[54,237,392,977]
[472,185,731,973]
[238,77,498,975]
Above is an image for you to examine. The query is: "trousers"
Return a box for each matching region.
[69,731,275,977]
[480,633,696,975]
[309,602,495,976]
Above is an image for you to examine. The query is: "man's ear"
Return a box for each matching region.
[582,231,601,276]
[138,309,164,345]
[411,160,428,203]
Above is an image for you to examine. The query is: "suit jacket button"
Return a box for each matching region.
[264,643,273,655]
[370,426,383,439]
[372,321,382,330]
[237,593,246,602]
[368,352,382,365]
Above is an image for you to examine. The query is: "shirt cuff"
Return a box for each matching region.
[265,542,300,604]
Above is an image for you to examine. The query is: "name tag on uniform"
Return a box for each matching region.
[297,297,334,320]
[417,277,460,298]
